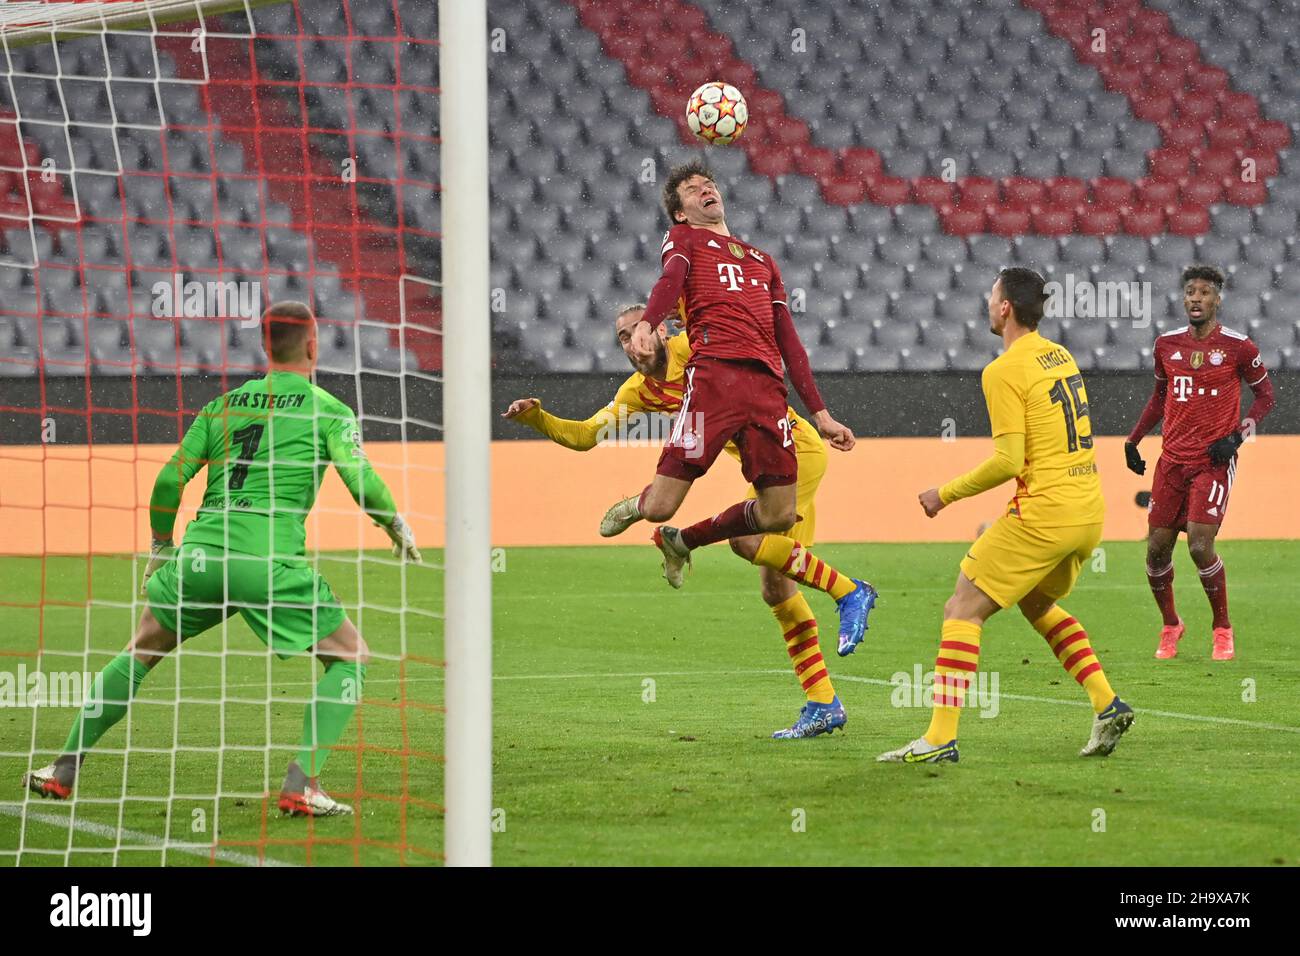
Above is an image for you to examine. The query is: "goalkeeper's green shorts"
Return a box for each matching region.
[146,544,347,658]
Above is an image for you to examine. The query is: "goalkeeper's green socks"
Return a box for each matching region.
[295,660,366,776]
[62,652,151,755]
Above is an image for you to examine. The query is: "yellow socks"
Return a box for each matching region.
[754,535,856,601]
[924,619,981,745]
[771,592,835,704]
[1033,606,1115,713]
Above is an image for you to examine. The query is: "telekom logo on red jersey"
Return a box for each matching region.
[1172,375,1194,402]
[716,262,744,291]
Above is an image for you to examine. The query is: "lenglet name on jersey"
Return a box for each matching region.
[1035,348,1072,370]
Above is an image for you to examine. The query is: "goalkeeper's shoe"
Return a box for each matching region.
[22,764,72,800]
[278,782,354,818]
[651,526,691,589]
[876,736,959,764]
[1079,696,1135,757]
[600,495,642,537]
[835,579,878,656]
[771,696,847,739]
[1154,618,1185,659]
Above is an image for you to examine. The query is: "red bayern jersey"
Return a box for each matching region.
[659,223,786,378]
[1153,323,1269,464]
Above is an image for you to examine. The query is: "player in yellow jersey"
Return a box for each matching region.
[504,304,878,739]
[878,268,1133,764]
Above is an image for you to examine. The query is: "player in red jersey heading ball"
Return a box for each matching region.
[1125,265,1275,661]
[599,161,878,655]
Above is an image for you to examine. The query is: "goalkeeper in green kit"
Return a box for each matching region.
[23,302,421,817]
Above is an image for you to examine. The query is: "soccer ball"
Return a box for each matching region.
[686,81,748,146]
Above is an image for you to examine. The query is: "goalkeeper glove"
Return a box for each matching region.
[141,537,173,596]
[380,513,422,563]
[1123,441,1146,476]
[1207,431,1243,466]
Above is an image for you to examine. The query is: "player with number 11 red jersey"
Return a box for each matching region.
[1125,265,1275,661]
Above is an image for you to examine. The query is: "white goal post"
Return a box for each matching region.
[438,0,492,867]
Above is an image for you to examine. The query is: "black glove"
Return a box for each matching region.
[1208,431,1243,466]
[1123,441,1146,475]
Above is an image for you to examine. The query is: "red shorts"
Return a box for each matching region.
[1148,454,1236,529]
[656,357,798,489]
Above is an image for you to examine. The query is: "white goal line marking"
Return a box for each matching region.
[0,804,296,868]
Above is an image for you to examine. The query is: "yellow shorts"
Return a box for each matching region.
[960,517,1103,609]
[741,412,826,547]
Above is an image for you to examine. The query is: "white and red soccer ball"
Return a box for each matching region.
[685,81,748,146]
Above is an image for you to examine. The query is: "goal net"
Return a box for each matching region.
[0,0,460,866]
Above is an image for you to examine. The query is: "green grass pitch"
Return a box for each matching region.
[3,539,1298,866]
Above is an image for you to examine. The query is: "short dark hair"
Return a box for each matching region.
[663,160,715,225]
[996,267,1050,330]
[262,300,315,362]
[1181,264,1225,290]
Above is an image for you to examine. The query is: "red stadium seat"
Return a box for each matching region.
[1044,8,1087,38]
[1189,66,1230,96]
[1131,93,1175,123]
[1167,205,1210,236]
[1132,7,1170,34]
[821,178,867,206]
[1206,120,1250,150]
[957,177,999,207]
[1031,206,1076,236]
[0,194,29,219]
[1250,121,1292,151]
[1147,149,1191,180]
[1145,65,1186,96]
[1176,92,1217,122]
[1001,177,1046,208]
[769,118,810,148]
[1247,153,1280,178]
[866,177,912,205]
[794,145,838,179]
[1224,180,1268,206]
[1118,36,1159,64]
[1181,179,1224,206]
[1103,63,1144,95]
[748,89,785,120]
[718,59,756,90]
[1162,124,1204,150]
[988,207,1031,236]
[1122,205,1165,236]
[912,177,956,206]
[1194,149,1236,179]
[1077,206,1121,236]
[1090,9,1129,36]
[749,147,795,178]
[1160,36,1199,66]
[1090,177,1134,208]
[1048,179,1088,207]
[1223,92,1261,120]
[1135,178,1180,206]
[840,147,882,181]
[939,205,986,236]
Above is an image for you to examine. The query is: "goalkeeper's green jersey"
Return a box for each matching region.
[149,370,397,567]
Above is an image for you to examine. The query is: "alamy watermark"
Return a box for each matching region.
[890,664,1000,719]
[150,272,263,327]
[1044,275,1152,328]
[595,408,707,459]
[0,665,101,714]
